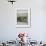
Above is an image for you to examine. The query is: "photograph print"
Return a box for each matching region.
[16,8,31,28]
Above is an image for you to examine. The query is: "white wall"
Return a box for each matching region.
[0,0,46,41]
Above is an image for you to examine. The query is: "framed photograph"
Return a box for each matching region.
[16,8,31,28]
